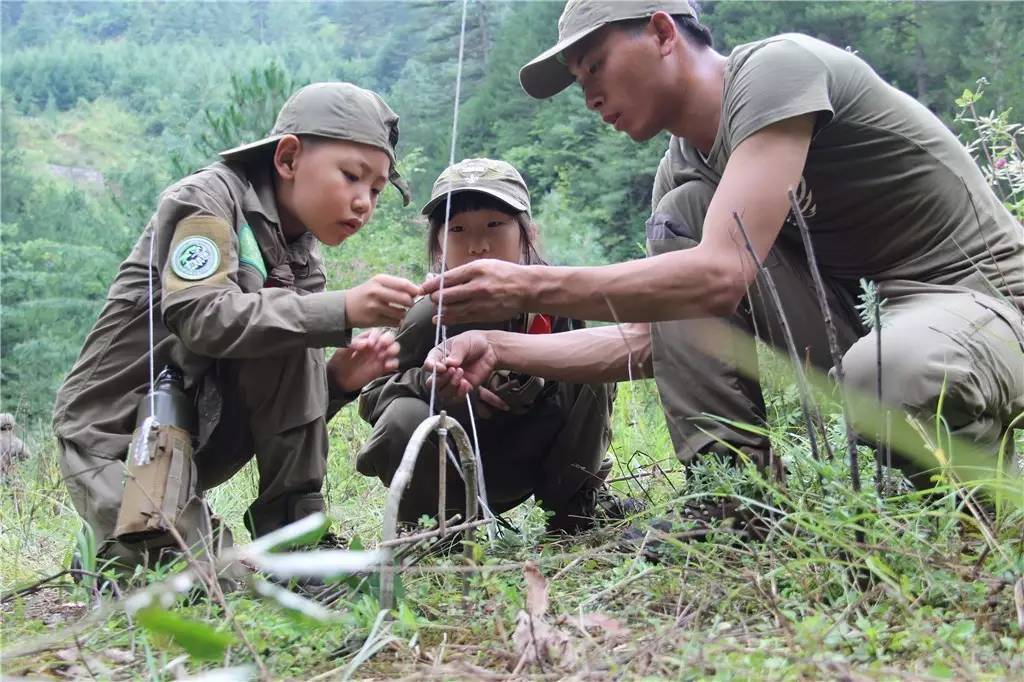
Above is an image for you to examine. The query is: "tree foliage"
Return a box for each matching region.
[2,0,1021,423]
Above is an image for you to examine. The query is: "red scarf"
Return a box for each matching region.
[526,313,552,335]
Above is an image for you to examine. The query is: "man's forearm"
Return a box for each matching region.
[521,118,816,325]
[488,323,652,383]
[527,246,741,323]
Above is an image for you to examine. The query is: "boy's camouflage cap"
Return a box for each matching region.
[421,158,531,218]
[219,82,411,205]
[519,0,696,99]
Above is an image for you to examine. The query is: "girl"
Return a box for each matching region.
[357,158,636,533]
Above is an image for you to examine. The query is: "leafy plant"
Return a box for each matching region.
[956,78,1024,219]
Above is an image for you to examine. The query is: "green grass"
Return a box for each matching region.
[2,376,1022,680]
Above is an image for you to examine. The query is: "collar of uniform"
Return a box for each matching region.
[286,232,318,267]
[236,162,319,270]
[244,162,283,229]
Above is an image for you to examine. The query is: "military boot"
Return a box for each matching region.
[546,458,646,535]
[620,447,786,560]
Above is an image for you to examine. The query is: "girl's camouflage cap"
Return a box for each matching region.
[519,0,696,100]
[421,158,531,218]
[219,82,411,205]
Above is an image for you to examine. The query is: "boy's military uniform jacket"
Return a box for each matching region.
[53,161,353,460]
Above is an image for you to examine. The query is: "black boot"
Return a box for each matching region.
[620,448,785,560]
[546,459,646,535]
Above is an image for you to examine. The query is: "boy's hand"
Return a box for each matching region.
[347,275,421,328]
[328,329,401,394]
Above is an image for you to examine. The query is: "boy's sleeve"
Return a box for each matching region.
[358,299,438,424]
[158,183,352,359]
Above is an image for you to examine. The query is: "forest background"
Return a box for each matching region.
[2,0,1023,425]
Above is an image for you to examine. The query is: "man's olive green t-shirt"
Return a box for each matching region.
[677,33,1023,308]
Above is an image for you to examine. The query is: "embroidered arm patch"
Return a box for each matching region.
[164,215,234,294]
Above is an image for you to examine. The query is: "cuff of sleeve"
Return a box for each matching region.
[328,379,363,404]
[301,290,352,348]
[326,390,362,421]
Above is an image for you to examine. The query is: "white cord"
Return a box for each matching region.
[423,0,493,533]
[132,227,160,466]
[464,394,497,541]
[147,228,157,413]
[429,0,469,416]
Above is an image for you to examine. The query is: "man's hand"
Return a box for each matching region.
[328,329,401,394]
[420,259,532,325]
[423,330,500,402]
[347,275,421,328]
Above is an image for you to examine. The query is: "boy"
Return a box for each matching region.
[55,82,421,570]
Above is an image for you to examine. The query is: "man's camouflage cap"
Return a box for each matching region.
[421,158,531,218]
[519,0,696,99]
[219,82,411,205]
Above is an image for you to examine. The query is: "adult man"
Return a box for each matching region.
[422,0,1024,501]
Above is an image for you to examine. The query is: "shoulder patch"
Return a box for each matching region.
[171,236,221,281]
[238,224,268,280]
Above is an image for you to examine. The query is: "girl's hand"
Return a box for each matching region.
[478,387,510,412]
[328,329,400,394]
[347,275,421,328]
[474,386,510,418]
[423,330,499,401]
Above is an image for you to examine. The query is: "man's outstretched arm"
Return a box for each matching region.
[423,115,815,325]
[424,323,652,400]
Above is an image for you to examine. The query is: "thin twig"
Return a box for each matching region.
[379,517,493,549]
[961,177,1011,309]
[120,467,268,679]
[550,556,585,583]
[1,570,71,604]
[579,567,657,609]
[732,211,820,462]
[438,418,449,537]
[159,509,269,680]
[606,471,656,485]
[73,633,99,681]
[750,573,794,637]
[787,189,860,491]
[875,301,888,497]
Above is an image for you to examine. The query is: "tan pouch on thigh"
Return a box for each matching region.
[114,424,197,544]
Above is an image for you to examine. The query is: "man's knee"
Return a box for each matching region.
[844,335,983,425]
[59,439,125,544]
[648,181,716,243]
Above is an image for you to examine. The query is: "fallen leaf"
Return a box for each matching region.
[523,560,548,618]
[579,612,630,639]
[104,648,134,664]
[512,610,576,670]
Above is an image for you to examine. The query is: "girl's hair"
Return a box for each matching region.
[426,192,547,271]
